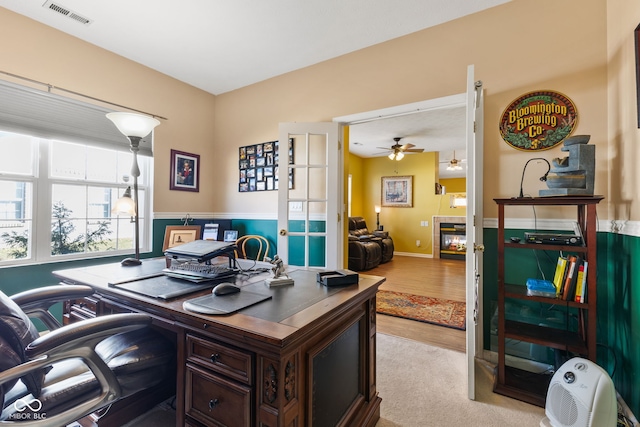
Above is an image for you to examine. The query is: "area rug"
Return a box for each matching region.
[376,290,466,330]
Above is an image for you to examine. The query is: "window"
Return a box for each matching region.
[0,131,152,265]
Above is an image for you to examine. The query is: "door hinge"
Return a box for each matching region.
[337,213,341,223]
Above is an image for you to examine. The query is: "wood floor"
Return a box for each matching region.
[365,255,466,353]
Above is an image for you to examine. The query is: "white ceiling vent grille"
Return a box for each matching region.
[42,1,92,25]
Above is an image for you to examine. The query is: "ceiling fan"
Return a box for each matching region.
[441,150,465,170]
[377,137,424,161]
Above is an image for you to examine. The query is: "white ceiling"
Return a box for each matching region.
[348,104,468,178]
[1,0,507,177]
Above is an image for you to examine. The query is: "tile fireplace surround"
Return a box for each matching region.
[432,216,465,259]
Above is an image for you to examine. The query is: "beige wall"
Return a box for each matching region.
[5,0,639,223]
[607,0,640,221]
[212,0,613,221]
[0,8,217,215]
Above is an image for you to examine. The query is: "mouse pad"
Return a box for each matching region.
[109,275,214,300]
[183,291,272,315]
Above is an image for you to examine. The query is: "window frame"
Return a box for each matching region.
[0,134,153,266]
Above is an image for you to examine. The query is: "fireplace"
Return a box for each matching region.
[440,222,466,260]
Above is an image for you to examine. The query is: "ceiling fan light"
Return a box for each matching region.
[388,152,395,160]
[395,152,404,161]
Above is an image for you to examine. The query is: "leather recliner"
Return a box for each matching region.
[348,217,394,267]
[0,285,175,427]
[349,217,393,271]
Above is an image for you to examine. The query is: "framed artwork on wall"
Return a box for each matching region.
[238,138,294,192]
[381,175,413,207]
[170,149,200,192]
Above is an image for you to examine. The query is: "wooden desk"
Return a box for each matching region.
[54,259,383,427]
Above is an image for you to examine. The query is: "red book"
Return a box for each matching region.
[562,256,578,300]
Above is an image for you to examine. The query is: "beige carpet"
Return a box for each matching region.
[375,333,545,427]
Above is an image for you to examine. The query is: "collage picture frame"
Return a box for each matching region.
[238,138,294,192]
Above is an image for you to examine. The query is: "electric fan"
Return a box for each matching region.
[540,357,617,427]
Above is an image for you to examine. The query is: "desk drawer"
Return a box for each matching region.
[64,297,98,324]
[187,334,253,385]
[186,363,251,427]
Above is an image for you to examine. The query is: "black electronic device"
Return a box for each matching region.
[316,269,359,287]
[524,232,583,246]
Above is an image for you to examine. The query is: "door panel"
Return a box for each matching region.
[278,123,340,269]
[465,64,484,400]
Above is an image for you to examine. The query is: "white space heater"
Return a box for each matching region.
[540,357,617,427]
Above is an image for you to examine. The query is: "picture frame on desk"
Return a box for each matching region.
[163,225,202,251]
[170,149,200,192]
[223,230,238,242]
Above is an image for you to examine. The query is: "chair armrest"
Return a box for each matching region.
[357,235,374,241]
[11,285,94,331]
[0,313,151,427]
[26,313,152,358]
[373,230,389,238]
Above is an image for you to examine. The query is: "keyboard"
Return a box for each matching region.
[163,263,236,282]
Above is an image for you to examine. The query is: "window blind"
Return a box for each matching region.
[0,79,153,156]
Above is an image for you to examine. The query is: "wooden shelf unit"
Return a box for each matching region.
[493,195,603,407]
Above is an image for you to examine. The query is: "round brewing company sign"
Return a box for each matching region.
[499,90,578,151]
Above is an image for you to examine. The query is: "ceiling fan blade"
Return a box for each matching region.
[405,148,424,153]
[375,146,393,151]
[400,143,415,151]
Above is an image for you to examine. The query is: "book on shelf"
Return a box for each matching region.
[552,256,568,297]
[574,261,588,303]
[561,255,582,301]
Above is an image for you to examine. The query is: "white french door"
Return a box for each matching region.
[277,122,341,269]
[465,64,484,400]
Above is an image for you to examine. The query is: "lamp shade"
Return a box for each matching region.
[375,205,381,213]
[112,186,136,216]
[106,112,160,138]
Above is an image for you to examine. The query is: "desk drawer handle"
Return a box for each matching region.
[208,398,219,410]
[210,353,220,363]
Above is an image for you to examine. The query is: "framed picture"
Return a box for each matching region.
[170,149,200,192]
[381,176,413,207]
[223,230,238,242]
[237,138,294,192]
[162,225,202,251]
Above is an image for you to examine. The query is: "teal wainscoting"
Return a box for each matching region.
[483,228,639,417]
[602,231,640,417]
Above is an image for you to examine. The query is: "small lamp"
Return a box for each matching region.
[107,112,160,266]
[518,157,551,198]
[375,205,381,230]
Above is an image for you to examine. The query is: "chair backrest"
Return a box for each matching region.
[348,217,371,237]
[235,235,270,261]
[0,291,46,400]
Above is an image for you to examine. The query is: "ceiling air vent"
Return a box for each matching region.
[42,1,92,25]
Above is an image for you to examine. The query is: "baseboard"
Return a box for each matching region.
[482,349,554,374]
[393,251,433,258]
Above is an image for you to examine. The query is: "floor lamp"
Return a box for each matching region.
[107,112,160,266]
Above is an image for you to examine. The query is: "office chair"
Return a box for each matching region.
[235,235,270,261]
[0,285,174,426]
